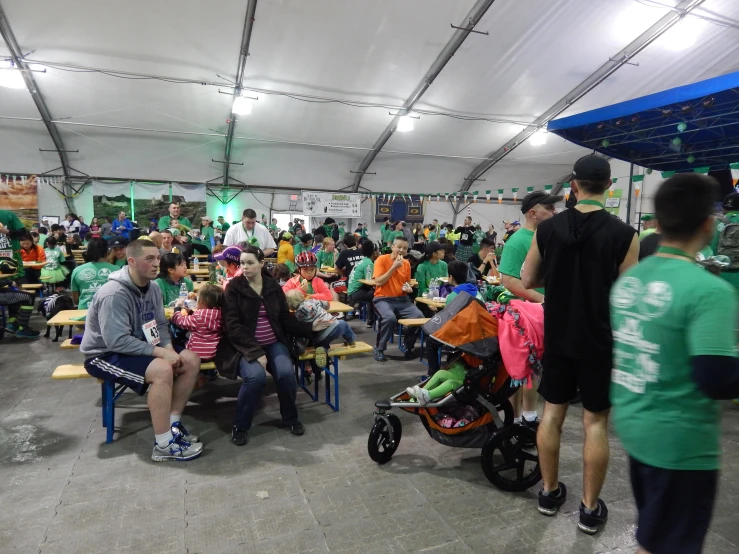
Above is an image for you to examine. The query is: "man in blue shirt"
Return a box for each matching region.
[112,211,133,239]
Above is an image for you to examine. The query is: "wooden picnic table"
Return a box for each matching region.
[49,307,177,327]
[320,267,337,274]
[328,300,354,313]
[415,296,446,310]
[186,268,209,276]
[358,278,418,287]
[192,254,210,259]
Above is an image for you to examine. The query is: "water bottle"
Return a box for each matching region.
[365,264,373,280]
[179,282,188,301]
[193,257,199,270]
[430,278,438,299]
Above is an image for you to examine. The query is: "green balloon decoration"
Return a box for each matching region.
[601,139,610,147]
[672,137,682,146]
[646,168,653,174]
[687,155,695,164]
[677,122,687,132]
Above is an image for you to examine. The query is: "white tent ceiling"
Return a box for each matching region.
[1,0,738,193]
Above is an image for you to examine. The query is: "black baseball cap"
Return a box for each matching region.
[108,237,129,248]
[572,154,611,181]
[521,191,564,213]
[724,192,739,211]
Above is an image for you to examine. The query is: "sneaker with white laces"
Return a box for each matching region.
[171,421,200,443]
[151,434,203,462]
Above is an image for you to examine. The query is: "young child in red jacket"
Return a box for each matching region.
[282,251,338,302]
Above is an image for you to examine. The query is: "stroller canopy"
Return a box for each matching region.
[422,292,499,359]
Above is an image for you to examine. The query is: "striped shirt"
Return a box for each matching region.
[254,302,277,346]
[170,308,223,360]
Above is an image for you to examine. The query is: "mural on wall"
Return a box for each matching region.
[0,174,39,228]
[90,182,206,227]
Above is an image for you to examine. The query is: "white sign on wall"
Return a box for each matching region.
[301,191,361,217]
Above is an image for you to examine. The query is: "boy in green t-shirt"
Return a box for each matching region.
[611,174,739,554]
[346,241,377,327]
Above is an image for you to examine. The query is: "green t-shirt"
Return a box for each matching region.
[158,215,192,232]
[219,222,230,233]
[415,260,448,295]
[610,256,737,470]
[348,257,374,295]
[316,249,335,268]
[71,261,118,309]
[381,224,392,245]
[0,210,25,278]
[338,227,346,239]
[638,227,656,239]
[113,257,127,268]
[498,227,544,295]
[154,277,194,306]
[710,212,739,295]
[269,223,278,233]
[294,243,307,257]
[428,231,437,243]
[387,230,403,245]
[473,230,485,245]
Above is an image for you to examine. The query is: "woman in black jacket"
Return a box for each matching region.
[217,246,315,446]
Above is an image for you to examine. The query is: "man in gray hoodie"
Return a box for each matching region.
[81,239,203,462]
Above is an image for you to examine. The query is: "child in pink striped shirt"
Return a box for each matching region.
[172,284,224,362]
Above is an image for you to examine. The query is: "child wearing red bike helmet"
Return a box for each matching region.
[282,251,337,302]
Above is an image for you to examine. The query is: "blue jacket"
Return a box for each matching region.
[112,218,133,239]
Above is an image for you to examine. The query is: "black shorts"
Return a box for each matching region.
[538,351,611,412]
[629,456,717,554]
[84,352,155,395]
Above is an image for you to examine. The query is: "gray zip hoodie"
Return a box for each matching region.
[81,266,171,359]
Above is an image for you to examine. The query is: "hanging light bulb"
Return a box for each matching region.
[530,130,547,146]
[232,95,253,115]
[601,139,610,147]
[672,137,682,146]
[0,61,26,89]
[397,115,414,132]
[687,155,695,164]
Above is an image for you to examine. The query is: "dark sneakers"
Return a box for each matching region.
[578,499,608,534]
[286,422,305,436]
[538,482,567,516]
[231,427,249,446]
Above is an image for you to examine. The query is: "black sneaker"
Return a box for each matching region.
[398,343,415,359]
[538,482,567,516]
[231,427,249,446]
[373,347,387,362]
[578,499,608,534]
[286,422,305,436]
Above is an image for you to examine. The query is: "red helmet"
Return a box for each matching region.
[295,251,317,268]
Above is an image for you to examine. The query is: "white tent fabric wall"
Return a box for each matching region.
[2,1,739,210]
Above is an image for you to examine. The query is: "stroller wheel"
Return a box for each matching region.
[368,414,402,464]
[481,425,541,492]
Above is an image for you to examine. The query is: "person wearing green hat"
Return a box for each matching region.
[639,214,657,239]
[337,221,346,240]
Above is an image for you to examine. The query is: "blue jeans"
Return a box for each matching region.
[373,296,424,351]
[316,320,355,348]
[235,341,298,431]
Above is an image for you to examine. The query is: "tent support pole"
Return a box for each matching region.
[626,162,635,226]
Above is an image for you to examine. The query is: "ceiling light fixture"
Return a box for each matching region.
[0,61,26,90]
[660,16,702,52]
[397,115,414,132]
[529,130,547,146]
[232,94,256,115]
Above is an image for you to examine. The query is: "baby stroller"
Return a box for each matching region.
[368,292,542,492]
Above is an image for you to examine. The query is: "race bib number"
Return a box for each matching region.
[0,250,12,259]
[142,319,161,346]
[461,233,469,241]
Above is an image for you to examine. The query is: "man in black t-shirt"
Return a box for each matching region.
[468,237,498,277]
[455,216,476,263]
[521,155,639,534]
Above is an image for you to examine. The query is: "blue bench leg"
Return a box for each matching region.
[103,381,115,443]
[325,357,339,412]
[296,361,319,402]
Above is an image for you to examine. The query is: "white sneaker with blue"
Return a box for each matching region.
[151,434,203,462]
[171,421,200,443]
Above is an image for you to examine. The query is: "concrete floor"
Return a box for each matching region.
[2,315,739,554]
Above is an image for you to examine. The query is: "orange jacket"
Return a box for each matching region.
[20,244,46,263]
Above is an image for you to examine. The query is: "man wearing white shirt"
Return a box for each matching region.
[223,208,276,256]
[61,213,81,234]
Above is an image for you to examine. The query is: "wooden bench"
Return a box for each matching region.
[398,318,431,363]
[295,341,373,412]
[52,361,217,443]
[60,339,79,349]
[21,283,44,290]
